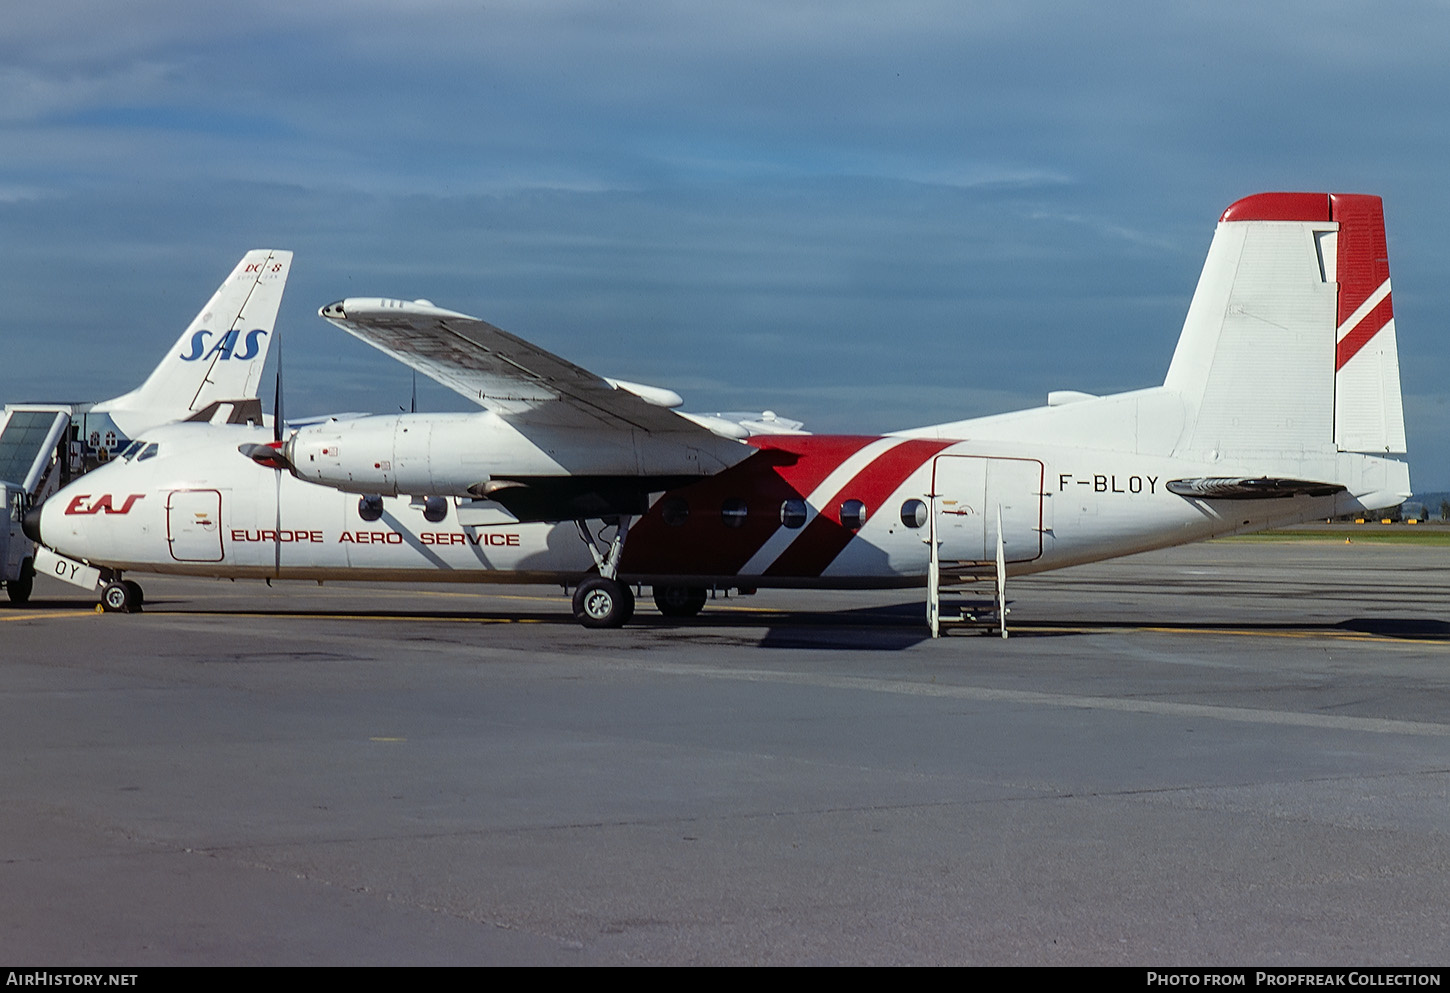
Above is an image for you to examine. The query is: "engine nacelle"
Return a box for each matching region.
[281,409,747,498]
[282,412,541,497]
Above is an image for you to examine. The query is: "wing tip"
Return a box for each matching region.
[318,298,477,322]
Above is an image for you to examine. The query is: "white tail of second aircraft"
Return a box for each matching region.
[90,249,293,438]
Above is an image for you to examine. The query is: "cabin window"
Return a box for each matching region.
[660,497,689,527]
[900,499,927,529]
[780,498,807,529]
[721,498,748,529]
[840,499,867,530]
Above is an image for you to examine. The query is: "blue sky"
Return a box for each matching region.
[3,1,1447,486]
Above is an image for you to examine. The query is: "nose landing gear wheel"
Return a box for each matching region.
[572,577,635,628]
[100,580,142,613]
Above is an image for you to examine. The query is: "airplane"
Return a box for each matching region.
[77,248,294,449]
[2,249,291,603]
[26,194,1409,633]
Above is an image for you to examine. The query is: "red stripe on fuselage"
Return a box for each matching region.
[762,438,953,579]
[620,435,883,577]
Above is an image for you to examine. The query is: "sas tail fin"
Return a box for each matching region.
[1164,193,1404,459]
[90,249,293,438]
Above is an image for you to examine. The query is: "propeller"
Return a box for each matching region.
[239,328,292,470]
[274,326,285,443]
[400,370,417,414]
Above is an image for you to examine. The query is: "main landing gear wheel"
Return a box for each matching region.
[653,585,707,618]
[100,579,142,613]
[572,577,635,629]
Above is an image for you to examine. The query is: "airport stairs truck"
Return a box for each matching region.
[1,404,79,602]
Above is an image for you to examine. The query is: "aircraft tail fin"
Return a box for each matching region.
[1164,193,1405,459]
[91,250,293,437]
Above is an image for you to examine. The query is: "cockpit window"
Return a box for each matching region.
[119,441,144,460]
[136,443,160,462]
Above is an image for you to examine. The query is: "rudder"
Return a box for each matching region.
[1330,194,1405,453]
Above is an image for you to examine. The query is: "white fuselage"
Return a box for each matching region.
[36,418,1407,591]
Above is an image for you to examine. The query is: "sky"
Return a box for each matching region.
[3,1,1448,487]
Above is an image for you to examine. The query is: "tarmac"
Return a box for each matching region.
[3,538,1449,965]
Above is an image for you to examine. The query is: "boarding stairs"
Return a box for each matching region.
[1,405,75,595]
[0,405,74,505]
[927,503,1008,639]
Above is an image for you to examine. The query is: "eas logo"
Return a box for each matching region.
[179,328,268,362]
[64,494,146,516]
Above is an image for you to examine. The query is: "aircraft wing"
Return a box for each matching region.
[318,298,729,437]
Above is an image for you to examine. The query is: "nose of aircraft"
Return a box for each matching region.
[22,502,43,543]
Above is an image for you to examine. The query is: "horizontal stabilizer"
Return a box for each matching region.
[184,398,265,426]
[1166,477,1346,500]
